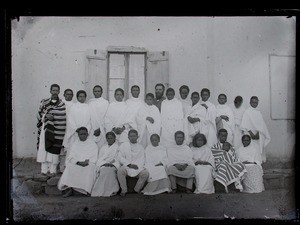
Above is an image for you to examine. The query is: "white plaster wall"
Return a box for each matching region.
[12,17,295,163]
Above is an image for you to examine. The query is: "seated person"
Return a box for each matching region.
[236,135,264,193]
[142,134,171,195]
[91,132,120,197]
[166,131,195,194]
[222,142,232,152]
[57,127,98,197]
[117,129,149,196]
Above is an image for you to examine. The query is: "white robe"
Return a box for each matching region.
[117,142,145,177]
[124,97,144,130]
[57,138,98,194]
[161,98,185,147]
[104,101,129,144]
[61,100,74,152]
[136,103,161,148]
[185,103,209,143]
[88,97,109,149]
[229,104,246,149]
[200,100,217,148]
[179,98,192,117]
[240,107,271,162]
[166,144,194,167]
[144,145,168,182]
[191,145,215,194]
[216,104,235,145]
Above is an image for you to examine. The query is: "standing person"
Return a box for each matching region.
[160,88,185,147]
[36,84,66,176]
[236,134,264,193]
[88,85,109,150]
[136,93,161,148]
[215,94,235,145]
[91,132,120,197]
[191,133,215,194]
[185,91,209,144]
[229,96,246,149]
[166,131,195,194]
[63,90,92,158]
[117,129,149,196]
[58,127,98,197]
[240,96,271,162]
[104,88,130,145]
[142,134,171,195]
[179,85,192,117]
[200,88,217,148]
[153,83,166,112]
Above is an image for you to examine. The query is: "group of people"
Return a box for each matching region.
[36,83,271,197]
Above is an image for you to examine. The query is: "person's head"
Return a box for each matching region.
[191,92,200,106]
[50,84,60,100]
[166,88,175,100]
[218,94,227,105]
[222,142,231,152]
[155,83,165,99]
[200,88,210,102]
[76,90,87,103]
[150,134,160,147]
[218,129,228,143]
[179,85,190,100]
[241,134,251,147]
[131,85,140,98]
[93,85,103,98]
[250,96,259,108]
[145,93,154,106]
[106,131,116,146]
[63,89,73,101]
[234,96,243,108]
[128,129,138,144]
[174,131,185,145]
[114,88,124,102]
[76,126,88,141]
[192,133,207,148]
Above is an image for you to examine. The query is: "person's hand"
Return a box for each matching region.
[93,128,101,137]
[128,164,138,170]
[77,159,89,167]
[181,164,188,170]
[155,162,163,166]
[220,115,229,121]
[103,163,113,167]
[248,130,258,139]
[201,104,208,109]
[146,117,154,124]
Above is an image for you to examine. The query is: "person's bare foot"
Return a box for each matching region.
[186,188,193,194]
[63,188,73,198]
[120,192,127,196]
[170,189,177,194]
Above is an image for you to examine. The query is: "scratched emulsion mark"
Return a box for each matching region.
[12,17,40,43]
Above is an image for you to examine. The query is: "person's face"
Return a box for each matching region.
[195,137,205,147]
[201,91,210,102]
[64,90,73,101]
[145,95,154,106]
[250,98,259,108]
[114,91,124,102]
[155,86,164,99]
[242,136,251,147]
[78,129,88,141]
[77,93,86,103]
[128,132,138,144]
[222,143,231,151]
[191,94,200,106]
[166,91,175,100]
[175,133,185,145]
[180,88,189,100]
[150,135,160,147]
[218,95,227,105]
[50,87,60,100]
[219,132,228,143]
[93,87,102,98]
[106,134,116,146]
[234,100,242,108]
[131,87,140,98]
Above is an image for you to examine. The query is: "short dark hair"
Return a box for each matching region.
[179,85,190,93]
[155,83,165,91]
[76,90,87,99]
[166,88,175,95]
[218,93,227,99]
[191,91,200,98]
[234,96,243,104]
[192,133,207,147]
[76,126,88,133]
[218,128,228,135]
[242,134,251,142]
[250,96,259,101]
[50,84,60,91]
[93,85,103,92]
[200,88,210,96]
[174,130,185,138]
[128,129,138,136]
[146,93,154,99]
[64,89,73,95]
[131,85,140,91]
[115,88,124,96]
[106,131,116,139]
[150,133,160,141]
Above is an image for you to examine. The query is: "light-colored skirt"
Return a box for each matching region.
[242,164,264,193]
[167,165,195,178]
[142,178,171,195]
[194,165,215,194]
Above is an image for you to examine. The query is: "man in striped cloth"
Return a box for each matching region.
[36,84,66,176]
[211,128,246,193]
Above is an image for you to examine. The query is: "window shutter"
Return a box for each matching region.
[146,51,169,94]
[85,49,108,101]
